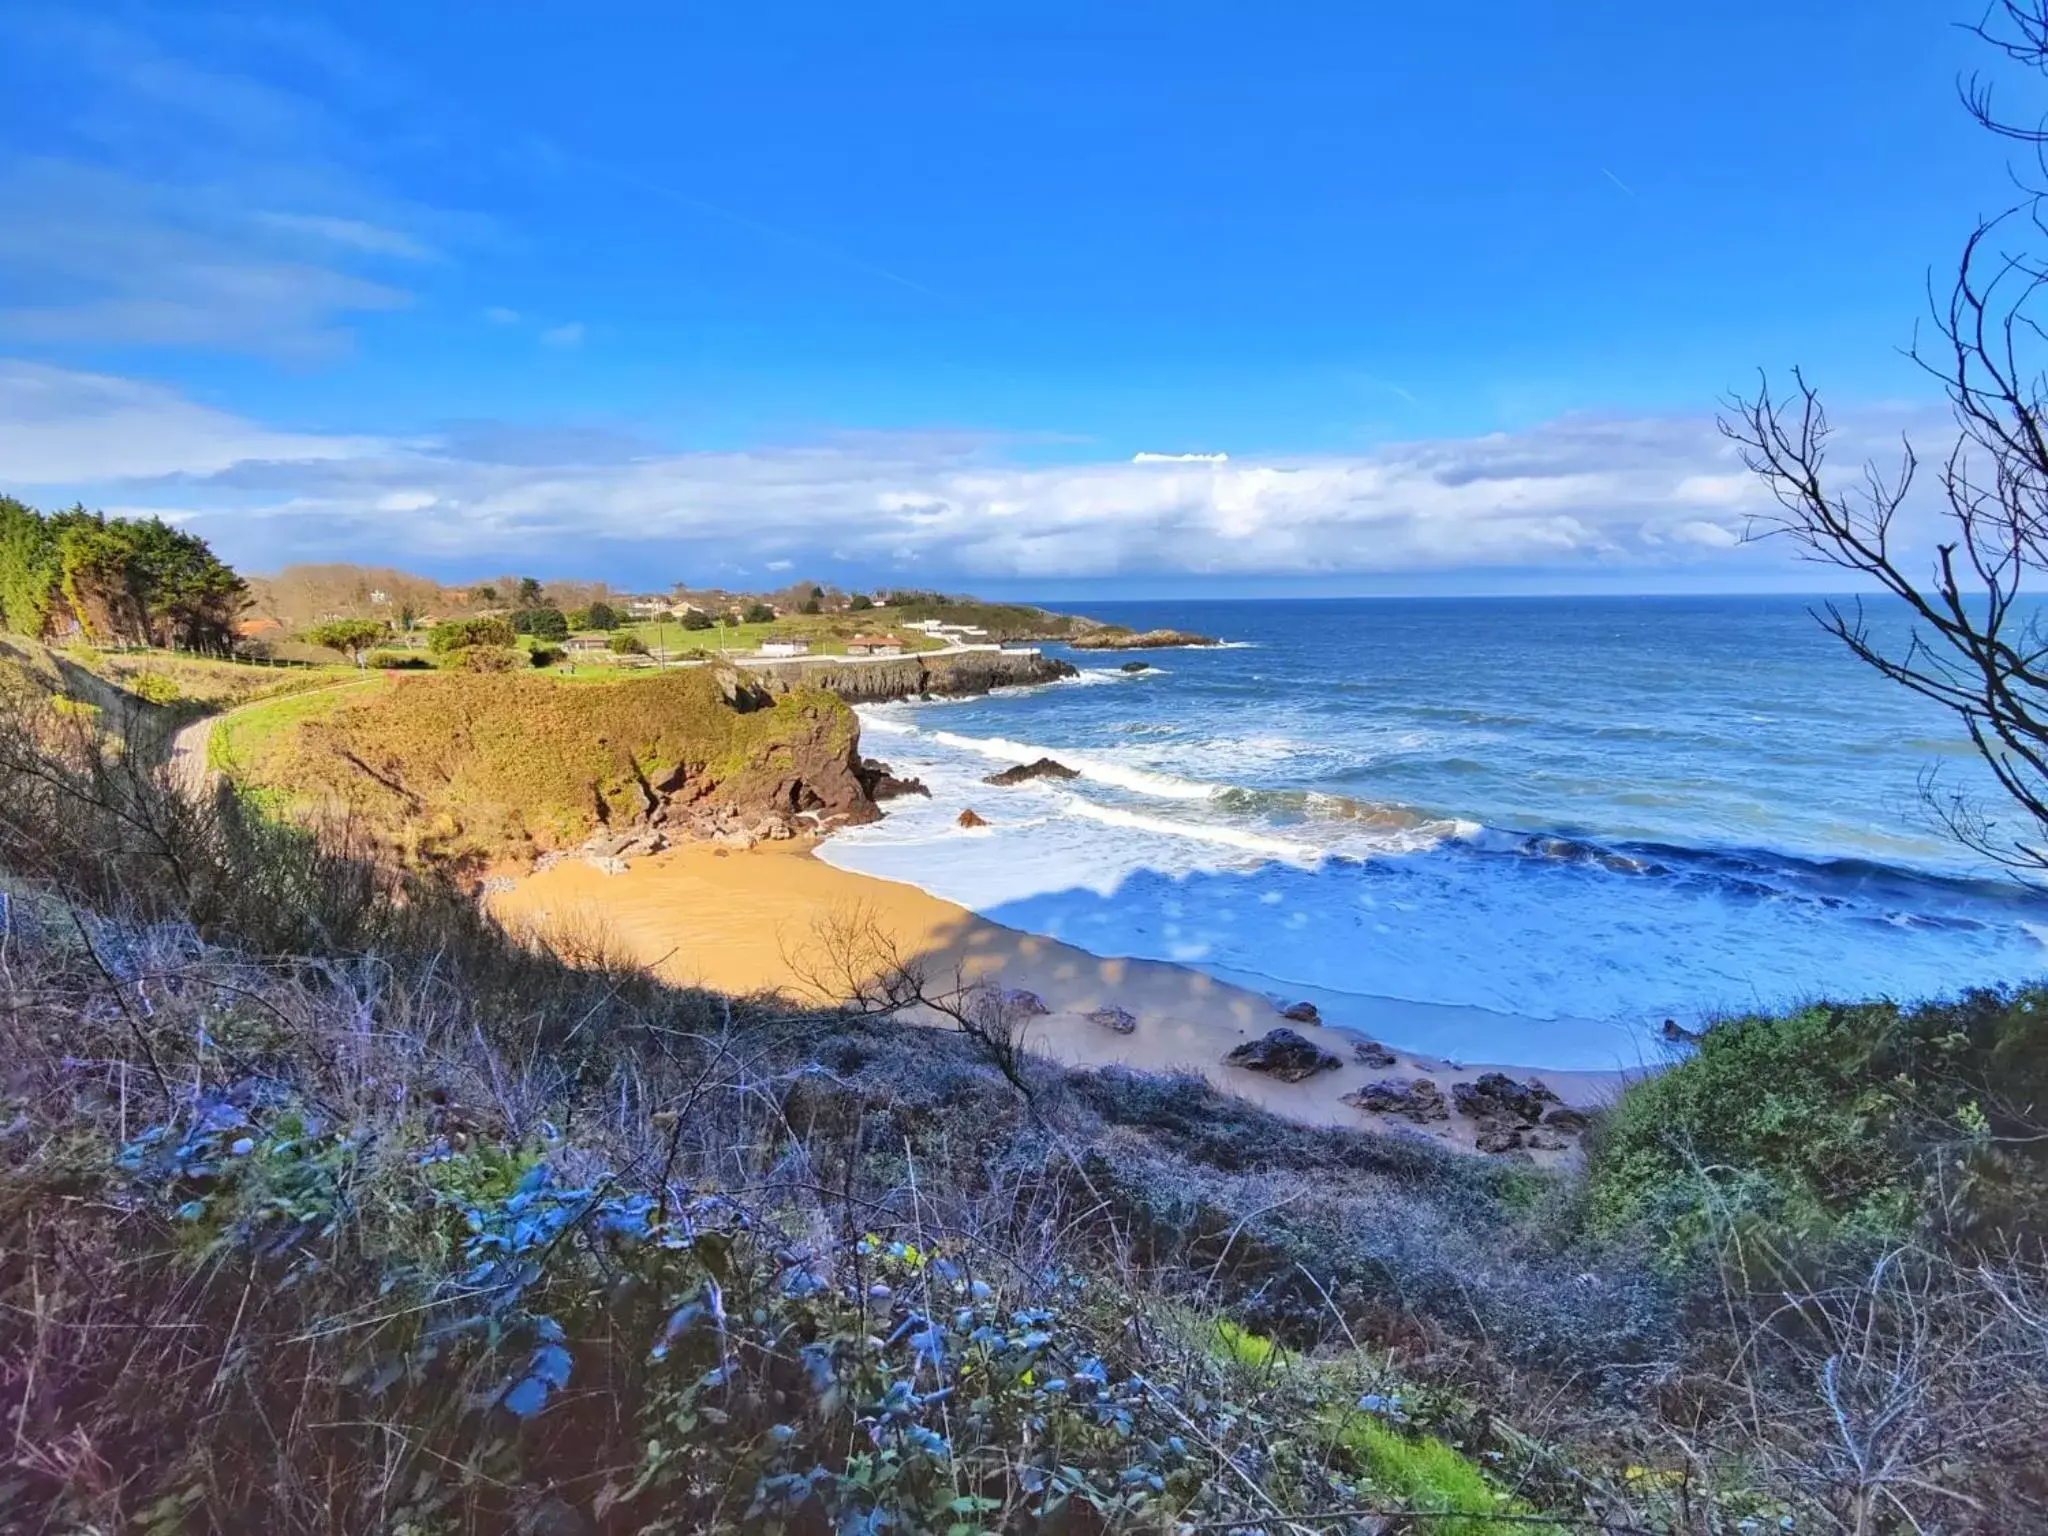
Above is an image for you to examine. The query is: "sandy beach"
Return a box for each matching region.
[490,840,1634,1154]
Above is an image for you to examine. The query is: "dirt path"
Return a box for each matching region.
[168,676,378,799]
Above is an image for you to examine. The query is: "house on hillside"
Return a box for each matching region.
[844,635,904,657]
[627,597,672,618]
[565,636,610,654]
[758,636,811,658]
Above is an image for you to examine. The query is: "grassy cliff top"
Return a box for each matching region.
[240,667,862,864]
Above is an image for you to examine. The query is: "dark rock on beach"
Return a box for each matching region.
[1451,1072,1578,1155]
[1344,1077,1449,1123]
[1000,988,1051,1017]
[1280,1000,1321,1023]
[1225,1027,1343,1082]
[984,757,1081,786]
[1351,1037,1399,1069]
[1087,1005,1138,1034]
[1452,1072,1561,1126]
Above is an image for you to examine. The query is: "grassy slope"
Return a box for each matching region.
[209,677,390,773]
[246,668,860,862]
[67,647,358,711]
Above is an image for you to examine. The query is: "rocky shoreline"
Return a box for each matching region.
[1067,627,1218,650]
[743,647,1078,703]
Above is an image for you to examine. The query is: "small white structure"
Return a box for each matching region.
[758,637,811,658]
[844,635,903,657]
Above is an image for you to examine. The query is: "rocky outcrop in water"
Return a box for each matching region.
[984,757,1079,786]
[858,758,929,801]
[1068,628,1219,650]
[957,808,989,828]
[746,648,1077,704]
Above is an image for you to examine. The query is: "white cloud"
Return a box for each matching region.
[482,306,521,325]
[540,322,586,349]
[254,211,435,259]
[1674,519,1742,548]
[1133,450,1229,463]
[0,16,453,358]
[0,360,383,482]
[3,363,1951,584]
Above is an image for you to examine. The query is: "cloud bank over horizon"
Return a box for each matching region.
[2,357,1942,593]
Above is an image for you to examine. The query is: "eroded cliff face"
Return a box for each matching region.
[743,648,1077,704]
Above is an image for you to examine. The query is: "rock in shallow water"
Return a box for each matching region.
[1279,1001,1321,1023]
[983,757,1081,786]
[956,808,989,828]
[1343,1077,1449,1122]
[1225,1027,1342,1082]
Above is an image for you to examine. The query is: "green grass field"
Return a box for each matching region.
[610,613,949,657]
[209,677,389,775]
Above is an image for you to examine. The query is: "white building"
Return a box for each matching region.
[758,637,812,658]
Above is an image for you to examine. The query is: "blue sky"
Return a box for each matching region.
[0,2,2012,594]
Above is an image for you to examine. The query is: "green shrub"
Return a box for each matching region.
[527,644,563,668]
[1587,989,2048,1258]
[680,609,714,630]
[427,617,516,654]
[510,607,568,640]
[126,671,183,706]
[366,650,429,670]
[450,644,523,673]
[608,633,648,655]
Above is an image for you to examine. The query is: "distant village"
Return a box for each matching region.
[228,565,1048,668]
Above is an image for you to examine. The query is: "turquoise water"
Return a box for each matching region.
[817,596,2048,1067]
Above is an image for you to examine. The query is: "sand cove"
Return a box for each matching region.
[489,839,1630,1156]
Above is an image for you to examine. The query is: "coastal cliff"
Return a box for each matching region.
[743,646,1077,703]
[260,669,878,866]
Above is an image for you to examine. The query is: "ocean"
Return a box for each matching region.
[816,595,2048,1069]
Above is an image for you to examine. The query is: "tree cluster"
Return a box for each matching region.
[0,496,245,654]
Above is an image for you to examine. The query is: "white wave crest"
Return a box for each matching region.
[925,729,1221,801]
[1052,793,1324,863]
